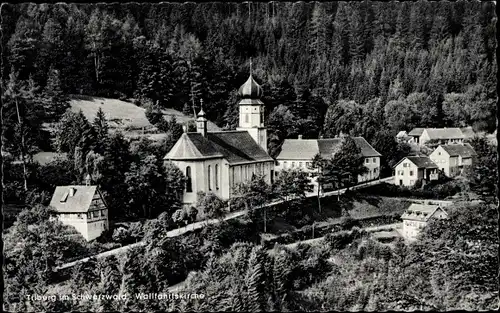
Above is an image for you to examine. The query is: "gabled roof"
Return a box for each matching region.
[408,128,425,136]
[164,131,273,164]
[394,156,438,169]
[401,203,447,222]
[396,131,408,137]
[164,133,224,160]
[277,139,319,160]
[277,137,381,160]
[49,185,102,213]
[439,144,477,158]
[424,128,464,140]
[207,131,274,164]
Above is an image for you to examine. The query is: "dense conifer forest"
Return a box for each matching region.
[2,2,497,156]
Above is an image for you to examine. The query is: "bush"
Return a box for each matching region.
[325,227,365,250]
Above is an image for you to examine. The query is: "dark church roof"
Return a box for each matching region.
[238,75,263,99]
[164,131,273,164]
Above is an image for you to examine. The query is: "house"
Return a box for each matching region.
[429,144,477,177]
[276,136,382,187]
[393,156,439,187]
[164,72,275,207]
[49,176,108,241]
[401,203,448,241]
[396,130,414,144]
[408,128,425,144]
[418,128,465,146]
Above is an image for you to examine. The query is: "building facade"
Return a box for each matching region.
[164,74,275,207]
[276,136,382,189]
[410,127,465,146]
[394,156,439,187]
[429,144,477,177]
[401,203,448,241]
[49,183,108,241]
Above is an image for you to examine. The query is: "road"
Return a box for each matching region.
[55,176,394,271]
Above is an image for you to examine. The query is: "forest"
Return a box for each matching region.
[1,2,498,311]
[2,1,497,155]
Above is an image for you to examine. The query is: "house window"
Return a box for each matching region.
[100,210,106,217]
[215,164,219,190]
[365,159,370,164]
[372,158,376,163]
[276,161,280,166]
[186,166,193,193]
[306,162,311,167]
[438,152,441,155]
[283,161,288,168]
[398,170,404,175]
[374,168,378,173]
[291,162,295,168]
[245,113,249,123]
[409,171,414,176]
[299,162,303,168]
[92,211,99,218]
[208,165,212,191]
[87,212,92,219]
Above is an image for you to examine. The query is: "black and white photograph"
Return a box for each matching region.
[1,1,498,312]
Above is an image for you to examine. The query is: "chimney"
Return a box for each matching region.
[298,135,303,140]
[69,187,76,197]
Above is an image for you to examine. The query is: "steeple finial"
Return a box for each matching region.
[198,99,206,117]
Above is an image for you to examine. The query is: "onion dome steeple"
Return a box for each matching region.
[238,59,263,99]
[238,75,263,99]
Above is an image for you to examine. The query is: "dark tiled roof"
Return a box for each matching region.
[238,75,263,99]
[406,156,439,168]
[164,133,224,160]
[277,137,381,160]
[207,131,274,164]
[164,131,273,164]
[408,128,425,136]
[49,185,101,213]
[440,144,477,158]
[424,128,464,140]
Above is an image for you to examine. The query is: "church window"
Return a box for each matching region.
[208,165,212,191]
[215,164,219,190]
[186,167,192,192]
[245,113,249,123]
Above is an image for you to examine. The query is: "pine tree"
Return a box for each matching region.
[93,107,109,148]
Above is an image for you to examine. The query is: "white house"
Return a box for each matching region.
[409,127,465,146]
[49,179,108,241]
[394,156,439,187]
[276,136,382,190]
[429,144,477,177]
[164,73,275,207]
[401,203,448,241]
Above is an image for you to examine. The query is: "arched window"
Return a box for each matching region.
[186,166,192,192]
[215,164,219,190]
[208,165,212,191]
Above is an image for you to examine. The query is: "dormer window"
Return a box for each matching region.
[60,191,69,203]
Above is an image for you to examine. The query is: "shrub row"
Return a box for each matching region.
[262,213,402,249]
[359,181,461,199]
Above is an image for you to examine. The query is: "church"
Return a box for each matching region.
[164,72,275,206]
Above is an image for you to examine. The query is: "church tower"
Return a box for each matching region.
[236,69,267,152]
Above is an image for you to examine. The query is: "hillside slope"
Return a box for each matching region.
[67,95,220,141]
